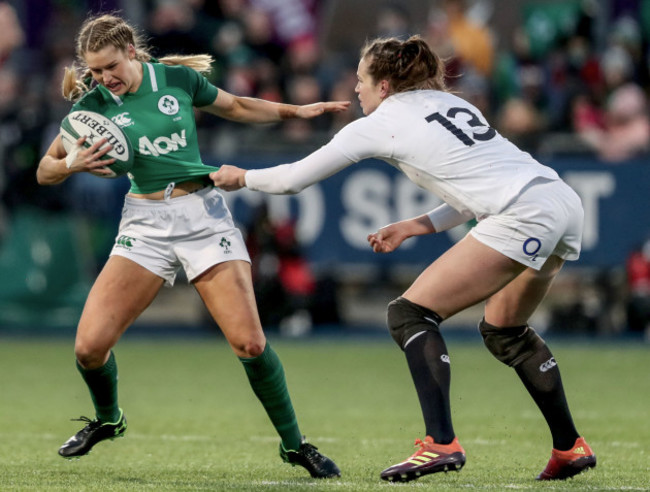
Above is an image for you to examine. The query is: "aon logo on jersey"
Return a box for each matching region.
[139,130,187,157]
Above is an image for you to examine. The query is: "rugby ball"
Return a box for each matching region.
[60,110,134,178]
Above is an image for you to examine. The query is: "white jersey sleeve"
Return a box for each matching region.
[426,203,474,232]
[245,142,353,194]
[244,117,388,194]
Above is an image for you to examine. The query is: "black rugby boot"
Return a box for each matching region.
[58,409,127,458]
[279,437,341,478]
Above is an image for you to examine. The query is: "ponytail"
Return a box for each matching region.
[360,35,447,94]
[62,14,214,101]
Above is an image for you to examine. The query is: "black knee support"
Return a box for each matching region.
[478,318,546,367]
[386,297,443,350]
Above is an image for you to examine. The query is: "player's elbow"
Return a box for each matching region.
[270,179,304,195]
[282,185,302,195]
[36,167,63,186]
[35,167,53,186]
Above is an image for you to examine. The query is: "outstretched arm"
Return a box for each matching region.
[201,88,350,124]
[211,142,356,193]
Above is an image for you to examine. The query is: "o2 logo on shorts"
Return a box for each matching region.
[523,237,542,262]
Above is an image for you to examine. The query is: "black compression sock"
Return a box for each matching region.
[514,345,580,450]
[404,330,455,444]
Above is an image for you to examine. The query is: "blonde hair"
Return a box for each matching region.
[360,35,447,94]
[62,14,214,101]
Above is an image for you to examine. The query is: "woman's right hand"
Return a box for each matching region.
[65,136,115,175]
[37,134,115,185]
[210,165,247,191]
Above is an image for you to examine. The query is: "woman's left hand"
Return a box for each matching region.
[367,223,410,253]
[296,101,351,119]
[210,165,247,191]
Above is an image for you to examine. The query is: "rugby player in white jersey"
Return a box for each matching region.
[36,13,349,478]
[211,35,596,483]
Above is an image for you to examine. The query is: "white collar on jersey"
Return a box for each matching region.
[108,62,158,106]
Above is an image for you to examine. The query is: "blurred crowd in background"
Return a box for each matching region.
[0,0,649,336]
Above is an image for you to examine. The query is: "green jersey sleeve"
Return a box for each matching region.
[165,64,219,107]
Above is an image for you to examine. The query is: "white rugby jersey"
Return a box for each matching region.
[245,90,560,230]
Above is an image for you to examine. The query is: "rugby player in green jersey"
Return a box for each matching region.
[37,13,349,478]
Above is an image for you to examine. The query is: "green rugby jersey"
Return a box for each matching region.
[71,62,219,194]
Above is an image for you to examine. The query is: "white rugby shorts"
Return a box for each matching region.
[469,178,584,270]
[110,187,250,286]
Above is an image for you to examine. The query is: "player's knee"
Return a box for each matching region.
[478,318,545,367]
[387,297,442,350]
[231,337,266,358]
[243,341,265,358]
[74,342,109,369]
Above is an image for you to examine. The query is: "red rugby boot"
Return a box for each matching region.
[380,436,465,482]
[537,437,596,480]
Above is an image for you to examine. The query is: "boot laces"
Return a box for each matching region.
[409,438,430,458]
[71,416,102,432]
[301,443,323,463]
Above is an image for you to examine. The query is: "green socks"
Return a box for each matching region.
[76,351,121,423]
[239,344,302,450]
[75,345,302,450]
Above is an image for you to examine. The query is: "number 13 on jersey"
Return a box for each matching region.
[426,107,496,146]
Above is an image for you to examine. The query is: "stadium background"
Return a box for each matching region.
[0,0,649,341]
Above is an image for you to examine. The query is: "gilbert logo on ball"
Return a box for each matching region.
[60,110,134,178]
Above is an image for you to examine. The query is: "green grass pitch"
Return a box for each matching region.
[0,335,648,491]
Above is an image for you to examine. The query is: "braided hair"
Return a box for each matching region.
[360,35,447,94]
[62,14,214,101]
